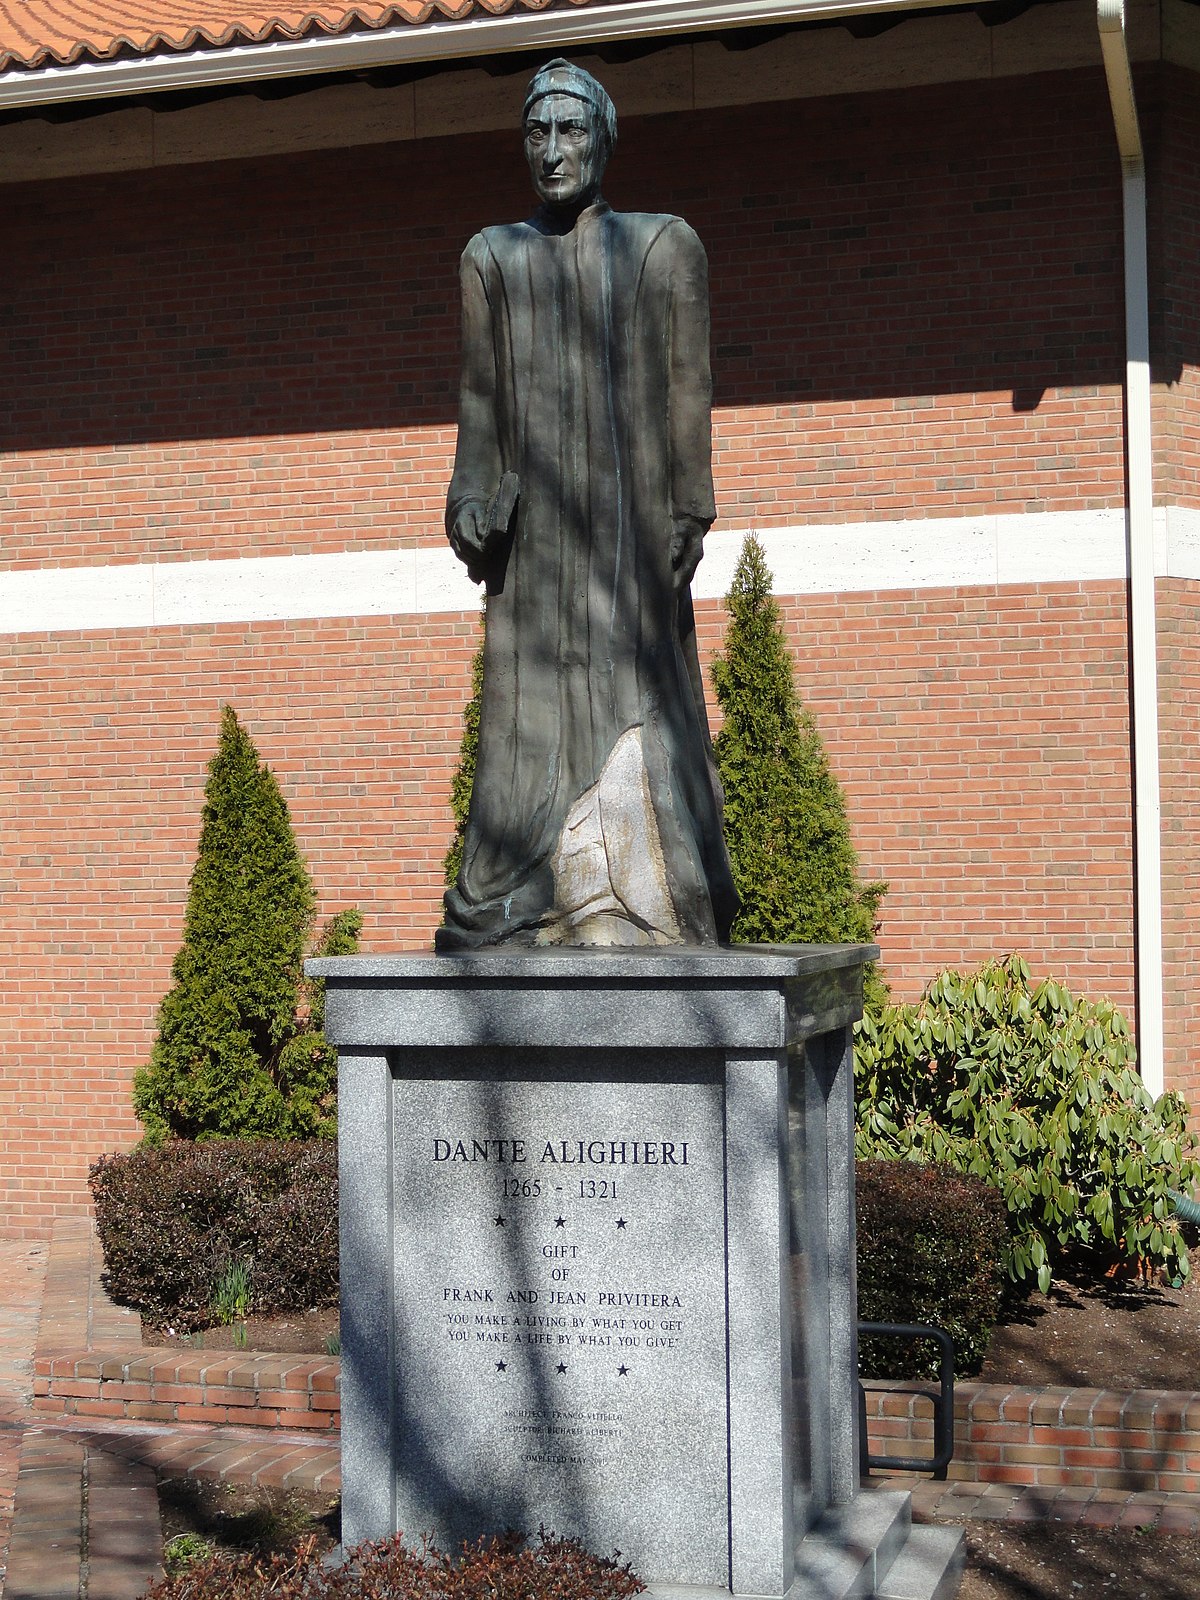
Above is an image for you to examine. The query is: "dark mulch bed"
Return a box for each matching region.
[158,1476,340,1570]
[979,1268,1200,1392]
[147,1307,339,1355]
[158,1481,1200,1600]
[958,1523,1200,1600]
[942,1267,1200,1598]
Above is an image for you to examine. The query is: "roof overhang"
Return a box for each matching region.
[0,0,959,111]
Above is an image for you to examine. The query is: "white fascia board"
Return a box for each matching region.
[0,0,953,111]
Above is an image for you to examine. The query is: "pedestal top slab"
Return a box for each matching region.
[307,943,877,983]
[308,944,878,1053]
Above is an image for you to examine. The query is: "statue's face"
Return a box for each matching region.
[524,93,606,209]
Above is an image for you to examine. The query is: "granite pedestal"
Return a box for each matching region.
[309,945,921,1599]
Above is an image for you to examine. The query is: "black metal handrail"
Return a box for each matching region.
[857,1321,955,1480]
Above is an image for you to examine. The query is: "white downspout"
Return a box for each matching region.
[1097,0,1163,1096]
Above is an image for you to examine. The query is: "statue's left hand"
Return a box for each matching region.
[449,500,490,574]
[669,516,706,590]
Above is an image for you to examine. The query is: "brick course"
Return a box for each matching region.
[1155,66,1200,510]
[33,1351,339,1431]
[1158,578,1200,1106]
[864,1382,1200,1496]
[31,1356,1200,1497]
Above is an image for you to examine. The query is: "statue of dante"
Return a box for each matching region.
[437,59,738,951]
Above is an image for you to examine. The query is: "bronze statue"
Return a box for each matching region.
[437,59,737,951]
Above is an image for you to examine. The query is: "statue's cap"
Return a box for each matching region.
[522,58,617,150]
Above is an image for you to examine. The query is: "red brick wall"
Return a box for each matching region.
[0,615,472,1234]
[1159,579,1200,1105]
[1,68,1126,574]
[1155,66,1200,509]
[3,62,1192,1233]
[697,581,1137,1012]
[0,579,1141,1234]
[1150,66,1200,1100]
[864,1381,1200,1495]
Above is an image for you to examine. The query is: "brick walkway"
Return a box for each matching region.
[0,1238,48,1595]
[898,1474,1200,1533]
[0,1224,339,1599]
[4,1222,1200,1598]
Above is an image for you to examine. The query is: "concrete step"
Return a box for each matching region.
[793,1489,913,1600]
[790,1489,963,1600]
[876,1524,965,1600]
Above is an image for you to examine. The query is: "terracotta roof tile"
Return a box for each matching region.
[0,0,614,73]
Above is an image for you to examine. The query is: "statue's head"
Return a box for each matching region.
[522,59,617,211]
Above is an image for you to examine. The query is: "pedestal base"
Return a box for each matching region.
[310,946,911,1598]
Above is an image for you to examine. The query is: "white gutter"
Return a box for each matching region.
[0,0,953,110]
[1097,0,1163,1096]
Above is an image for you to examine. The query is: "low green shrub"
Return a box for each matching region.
[163,1534,216,1576]
[141,1531,644,1600]
[89,1140,337,1331]
[856,1159,1007,1379]
[856,955,1200,1290]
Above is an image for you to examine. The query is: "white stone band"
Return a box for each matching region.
[2,507,1198,636]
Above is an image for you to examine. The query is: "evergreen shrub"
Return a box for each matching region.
[856,955,1200,1290]
[133,707,359,1142]
[89,1140,337,1330]
[856,1159,1007,1379]
[274,908,363,1138]
[444,608,485,887]
[141,1531,644,1600]
[711,536,886,1008]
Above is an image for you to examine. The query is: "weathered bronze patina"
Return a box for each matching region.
[438,59,737,950]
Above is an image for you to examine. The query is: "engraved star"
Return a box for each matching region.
[496,1360,507,1372]
[554,1216,566,1228]
[557,1362,567,1374]
[494,1215,506,1227]
[617,1364,629,1377]
[615,1218,627,1230]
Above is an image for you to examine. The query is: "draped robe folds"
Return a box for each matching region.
[437,201,738,950]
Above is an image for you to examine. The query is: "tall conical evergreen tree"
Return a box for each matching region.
[134,706,355,1141]
[443,607,485,888]
[712,535,886,1005]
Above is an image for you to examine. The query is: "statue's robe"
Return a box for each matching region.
[438,200,738,949]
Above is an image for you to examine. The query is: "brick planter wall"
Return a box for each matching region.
[32,1350,340,1431]
[864,1381,1200,1495]
[32,1355,1200,1497]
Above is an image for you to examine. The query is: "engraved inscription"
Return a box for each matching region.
[426,1122,695,1383]
[391,1069,727,1579]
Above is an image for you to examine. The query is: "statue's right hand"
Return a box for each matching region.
[449,502,489,569]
